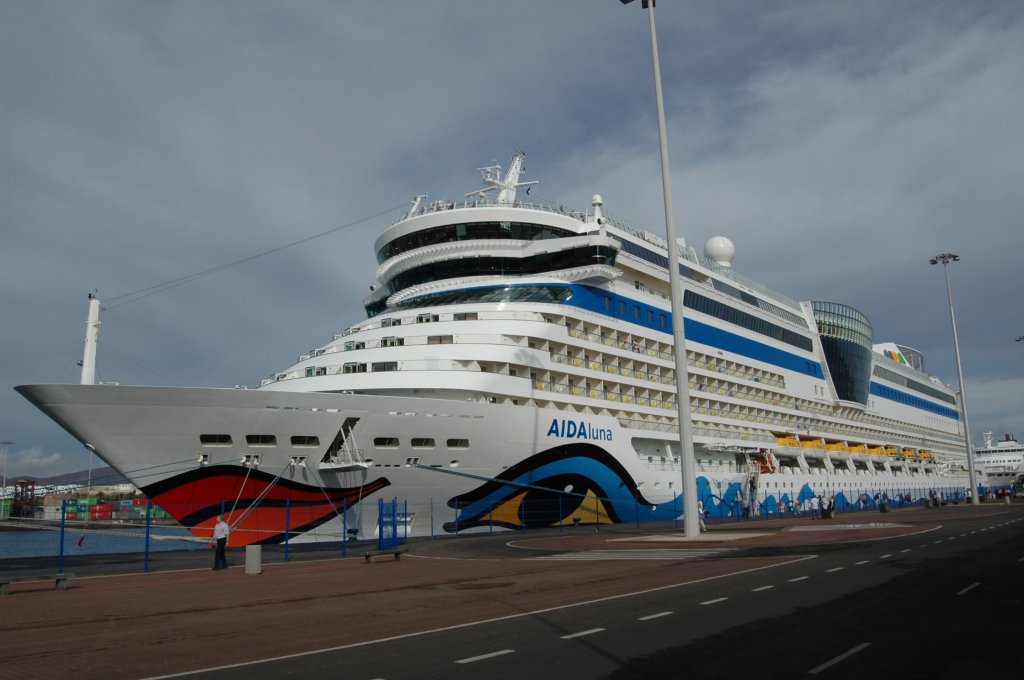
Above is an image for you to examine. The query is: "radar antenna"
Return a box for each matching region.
[465,151,539,205]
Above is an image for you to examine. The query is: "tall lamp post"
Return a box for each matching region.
[621,0,699,536]
[929,253,978,504]
[1,441,13,519]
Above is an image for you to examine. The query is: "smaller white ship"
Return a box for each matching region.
[974,432,1023,492]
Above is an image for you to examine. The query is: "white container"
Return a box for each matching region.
[245,545,262,575]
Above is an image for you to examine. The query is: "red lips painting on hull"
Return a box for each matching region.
[141,464,390,546]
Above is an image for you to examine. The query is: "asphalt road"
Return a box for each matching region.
[163,507,1024,680]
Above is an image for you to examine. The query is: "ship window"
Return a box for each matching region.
[343,363,367,373]
[372,361,398,372]
[454,312,478,321]
[411,438,435,448]
[381,336,403,347]
[246,434,277,446]
[199,434,233,446]
[404,457,421,466]
[428,335,453,344]
[373,437,400,448]
[290,436,320,447]
[446,438,470,449]
[416,313,439,323]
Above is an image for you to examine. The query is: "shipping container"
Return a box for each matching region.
[66,511,78,520]
[132,498,147,506]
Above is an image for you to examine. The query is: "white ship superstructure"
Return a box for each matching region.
[974,432,1023,491]
[17,154,971,545]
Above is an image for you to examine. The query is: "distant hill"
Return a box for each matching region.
[16,466,130,488]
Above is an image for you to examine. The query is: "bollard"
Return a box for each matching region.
[245,545,262,575]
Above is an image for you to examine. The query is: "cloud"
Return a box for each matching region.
[2,1,1023,477]
[2,446,75,480]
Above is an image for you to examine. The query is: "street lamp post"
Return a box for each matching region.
[621,0,700,536]
[1,441,13,520]
[929,253,978,504]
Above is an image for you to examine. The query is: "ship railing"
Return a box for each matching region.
[566,328,675,361]
[386,196,594,230]
[601,210,802,313]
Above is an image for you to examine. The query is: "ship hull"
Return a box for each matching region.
[16,383,969,546]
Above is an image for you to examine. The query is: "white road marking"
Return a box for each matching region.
[808,642,871,674]
[855,560,870,565]
[139,555,820,679]
[561,628,605,639]
[751,585,774,592]
[956,582,980,596]
[456,649,515,664]
[638,611,673,621]
[699,597,728,605]
[788,576,808,582]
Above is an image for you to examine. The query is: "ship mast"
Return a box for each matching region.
[465,152,539,205]
[80,293,101,385]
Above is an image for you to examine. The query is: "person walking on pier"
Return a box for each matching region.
[212,515,230,571]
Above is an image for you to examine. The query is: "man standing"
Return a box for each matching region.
[213,515,230,570]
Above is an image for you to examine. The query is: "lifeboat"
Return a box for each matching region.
[757,452,779,474]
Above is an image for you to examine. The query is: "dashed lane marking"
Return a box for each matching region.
[561,628,605,639]
[956,582,980,596]
[808,642,871,674]
[456,649,515,664]
[638,612,673,621]
[700,597,728,605]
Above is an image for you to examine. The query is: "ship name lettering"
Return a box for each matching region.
[545,418,612,441]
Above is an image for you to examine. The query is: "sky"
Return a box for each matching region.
[2,0,1022,479]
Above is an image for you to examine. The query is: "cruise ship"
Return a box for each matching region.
[974,432,1023,492]
[16,153,971,546]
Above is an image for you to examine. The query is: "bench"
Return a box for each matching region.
[0,573,74,595]
[363,549,408,564]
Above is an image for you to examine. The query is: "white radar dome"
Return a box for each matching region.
[704,236,736,267]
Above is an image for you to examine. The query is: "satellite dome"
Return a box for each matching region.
[704,236,735,267]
